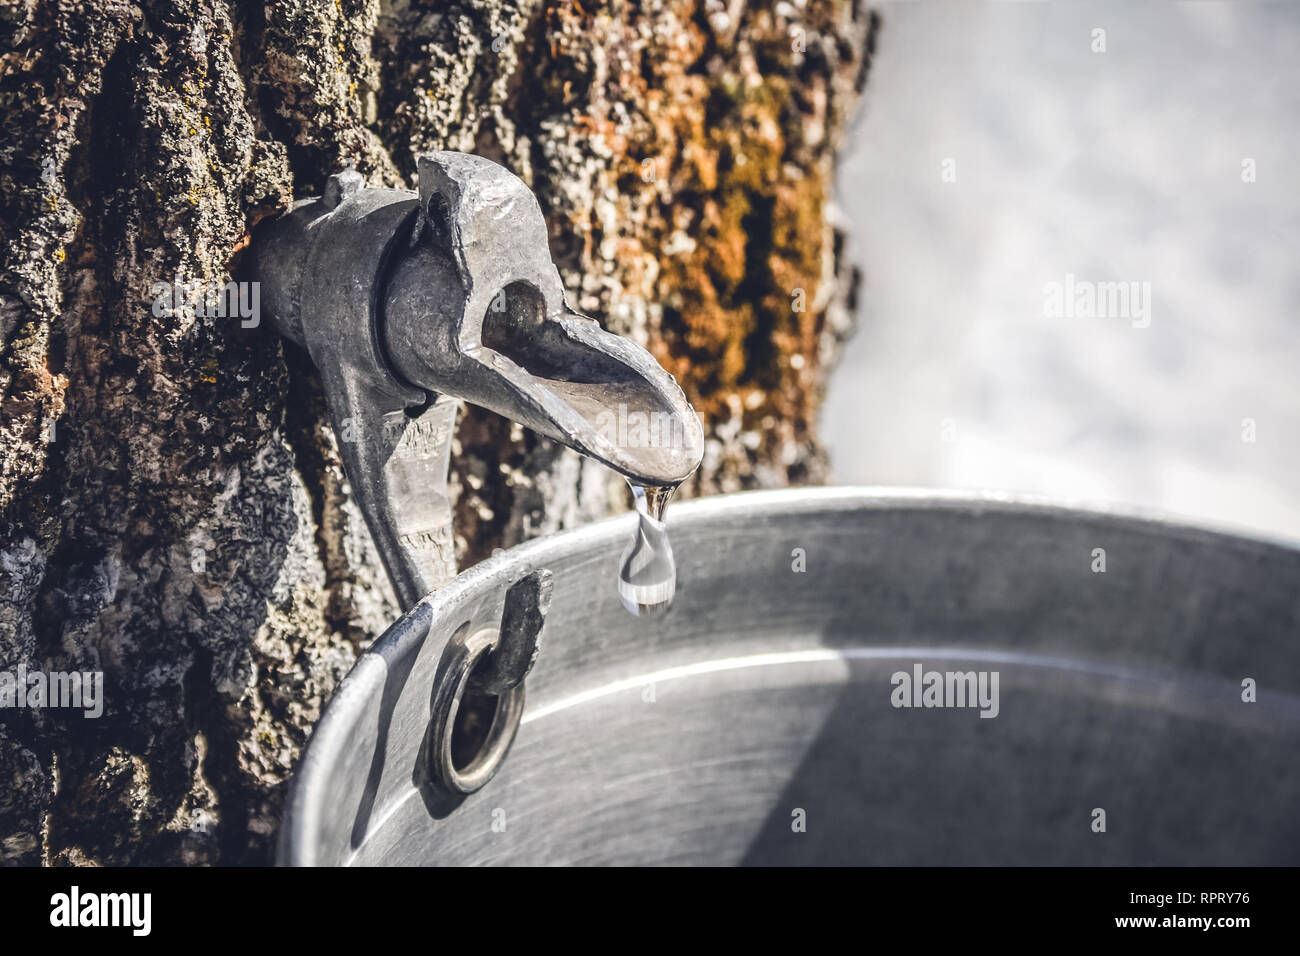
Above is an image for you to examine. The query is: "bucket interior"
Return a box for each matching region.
[284,490,1300,866]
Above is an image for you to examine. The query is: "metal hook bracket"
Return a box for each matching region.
[426,568,552,795]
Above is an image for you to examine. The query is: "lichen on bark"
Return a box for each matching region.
[0,0,877,864]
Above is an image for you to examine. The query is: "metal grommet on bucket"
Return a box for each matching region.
[428,627,526,795]
[425,570,552,796]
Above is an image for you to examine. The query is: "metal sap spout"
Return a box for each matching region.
[251,153,703,608]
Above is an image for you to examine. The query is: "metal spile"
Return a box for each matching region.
[252,152,703,610]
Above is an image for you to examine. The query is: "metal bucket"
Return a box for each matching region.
[281,488,1300,865]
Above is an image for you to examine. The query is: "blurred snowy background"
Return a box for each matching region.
[823,0,1300,540]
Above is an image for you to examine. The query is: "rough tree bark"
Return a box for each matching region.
[0,0,877,865]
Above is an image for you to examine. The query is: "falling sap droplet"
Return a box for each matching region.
[618,481,679,617]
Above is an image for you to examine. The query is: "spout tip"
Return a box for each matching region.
[467,310,704,486]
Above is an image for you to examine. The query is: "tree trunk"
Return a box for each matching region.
[0,0,878,865]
